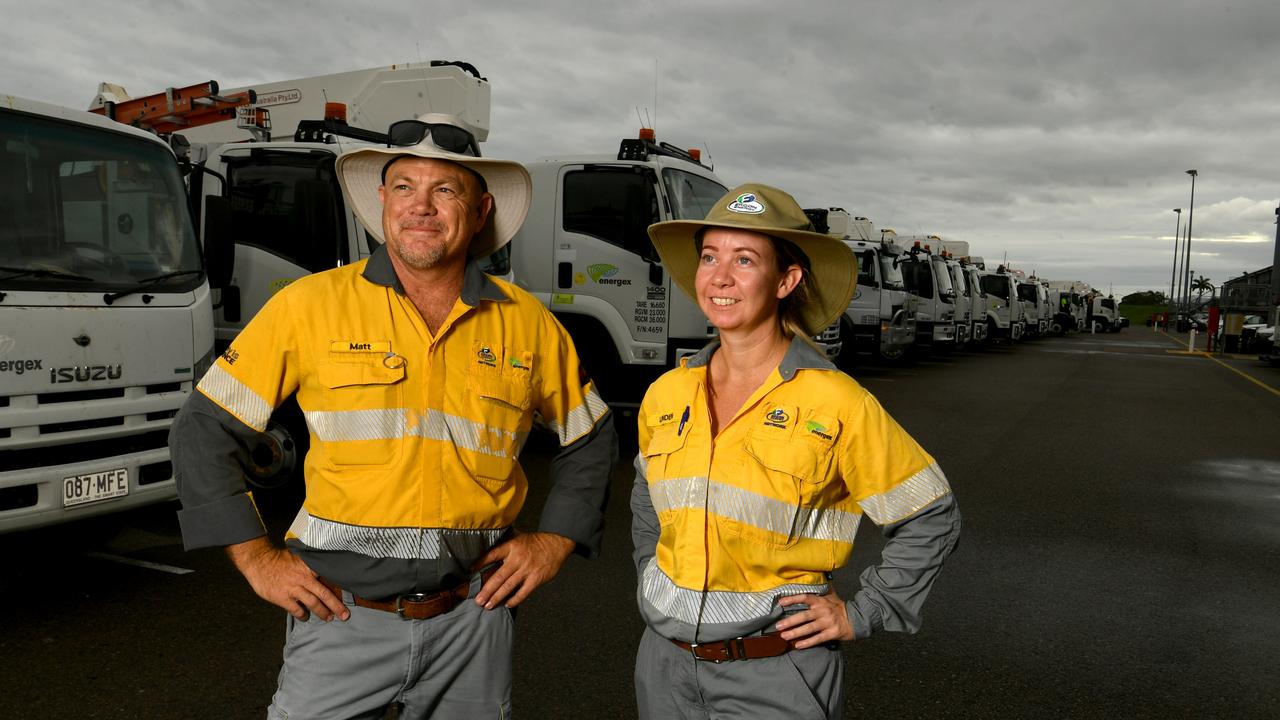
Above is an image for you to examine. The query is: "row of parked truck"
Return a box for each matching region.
[805,207,1126,368]
[0,61,1125,534]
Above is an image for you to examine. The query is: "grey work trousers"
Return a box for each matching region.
[267,576,514,720]
[634,627,845,719]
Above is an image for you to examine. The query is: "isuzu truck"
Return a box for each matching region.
[0,95,214,533]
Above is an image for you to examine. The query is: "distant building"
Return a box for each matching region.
[1220,265,1273,312]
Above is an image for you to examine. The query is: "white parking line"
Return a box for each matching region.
[85,551,194,575]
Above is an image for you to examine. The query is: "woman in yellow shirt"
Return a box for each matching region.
[631,183,961,719]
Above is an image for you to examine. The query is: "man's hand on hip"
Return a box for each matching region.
[226,537,349,622]
[472,530,575,609]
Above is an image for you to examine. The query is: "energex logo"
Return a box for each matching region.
[49,365,123,384]
[0,335,43,376]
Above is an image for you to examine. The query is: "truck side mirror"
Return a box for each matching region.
[648,260,663,286]
[203,196,236,290]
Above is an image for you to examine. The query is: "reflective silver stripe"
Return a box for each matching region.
[649,478,860,544]
[302,408,526,459]
[642,559,828,625]
[648,476,707,515]
[197,363,271,431]
[546,385,609,446]
[293,509,507,560]
[306,408,405,442]
[858,462,951,525]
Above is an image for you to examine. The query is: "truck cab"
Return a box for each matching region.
[0,95,213,532]
[805,209,915,365]
[978,266,1025,342]
[897,238,957,353]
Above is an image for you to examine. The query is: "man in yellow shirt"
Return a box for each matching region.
[171,117,615,719]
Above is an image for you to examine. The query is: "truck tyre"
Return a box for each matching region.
[836,316,858,372]
[1092,320,1106,333]
[245,396,309,539]
[1050,319,1065,336]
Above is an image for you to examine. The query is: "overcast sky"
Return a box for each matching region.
[4,0,1278,299]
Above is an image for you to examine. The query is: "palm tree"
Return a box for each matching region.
[1191,275,1215,304]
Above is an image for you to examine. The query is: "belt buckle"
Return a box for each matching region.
[395,592,430,619]
[691,637,747,663]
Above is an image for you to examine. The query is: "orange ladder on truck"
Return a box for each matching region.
[90,81,267,136]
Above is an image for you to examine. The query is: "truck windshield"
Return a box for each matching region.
[855,250,876,287]
[0,110,201,293]
[981,274,1009,300]
[1017,283,1038,302]
[879,253,905,290]
[901,259,933,299]
[932,258,954,302]
[948,264,967,297]
[661,169,727,221]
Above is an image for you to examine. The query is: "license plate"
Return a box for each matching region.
[62,468,130,508]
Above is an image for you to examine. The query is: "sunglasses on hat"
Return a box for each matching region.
[386,120,481,157]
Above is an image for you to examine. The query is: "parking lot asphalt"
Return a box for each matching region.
[2,329,1277,719]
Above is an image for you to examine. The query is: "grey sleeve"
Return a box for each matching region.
[846,491,961,638]
[537,410,617,559]
[169,391,267,550]
[630,452,660,575]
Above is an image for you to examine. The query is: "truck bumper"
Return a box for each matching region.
[0,445,176,534]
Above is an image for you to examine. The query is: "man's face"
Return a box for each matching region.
[378,157,493,271]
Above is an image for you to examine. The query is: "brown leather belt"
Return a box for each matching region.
[670,632,794,662]
[319,568,497,621]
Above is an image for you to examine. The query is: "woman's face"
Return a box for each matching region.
[694,228,802,335]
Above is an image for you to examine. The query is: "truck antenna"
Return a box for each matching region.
[416,42,434,113]
[702,141,714,170]
[636,106,644,128]
[654,59,658,133]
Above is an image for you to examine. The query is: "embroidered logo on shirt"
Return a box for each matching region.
[805,420,833,441]
[509,356,530,371]
[477,346,497,366]
[764,407,790,429]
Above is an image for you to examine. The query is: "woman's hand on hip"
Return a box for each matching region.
[775,590,855,648]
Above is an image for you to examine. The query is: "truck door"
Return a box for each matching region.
[555,164,667,353]
[207,147,347,344]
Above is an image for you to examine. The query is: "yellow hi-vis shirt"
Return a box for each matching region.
[176,247,611,597]
[632,338,953,642]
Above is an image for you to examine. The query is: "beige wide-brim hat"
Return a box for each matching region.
[335,120,532,259]
[647,183,858,336]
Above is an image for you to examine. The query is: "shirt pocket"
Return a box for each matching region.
[729,433,833,548]
[314,359,405,466]
[641,417,692,529]
[461,366,533,484]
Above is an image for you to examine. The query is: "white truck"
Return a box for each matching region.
[0,95,214,533]
[804,209,915,365]
[896,236,957,353]
[508,129,841,404]
[977,263,1025,343]
[1044,280,1091,334]
[936,240,990,347]
[1088,295,1123,333]
[91,63,492,486]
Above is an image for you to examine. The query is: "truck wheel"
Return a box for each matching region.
[877,342,912,365]
[245,397,308,491]
[836,316,858,372]
[1092,320,1106,333]
[1050,319,1065,335]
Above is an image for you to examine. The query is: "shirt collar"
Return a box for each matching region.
[361,243,509,305]
[682,335,835,380]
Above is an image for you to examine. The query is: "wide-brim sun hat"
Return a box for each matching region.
[647,183,858,336]
[335,114,532,259]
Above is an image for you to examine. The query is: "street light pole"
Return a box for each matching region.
[1183,170,1198,314]
[1168,208,1181,328]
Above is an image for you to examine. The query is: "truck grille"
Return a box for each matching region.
[0,430,170,472]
